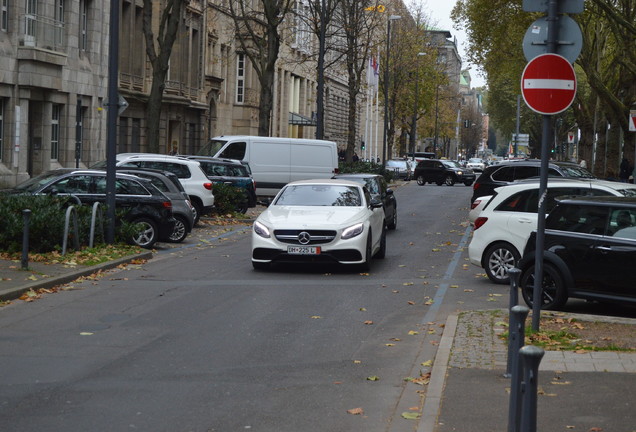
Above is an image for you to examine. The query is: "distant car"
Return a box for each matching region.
[517,196,636,310]
[333,173,397,229]
[10,169,176,248]
[414,159,476,186]
[471,159,594,204]
[186,156,257,213]
[468,178,636,284]
[385,159,412,180]
[466,158,486,172]
[116,168,195,243]
[251,179,386,270]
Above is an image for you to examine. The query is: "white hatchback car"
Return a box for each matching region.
[251,179,386,270]
[94,154,215,222]
[468,178,636,284]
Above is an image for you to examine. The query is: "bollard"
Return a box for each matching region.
[519,346,545,432]
[21,209,32,270]
[506,305,529,432]
[508,267,521,310]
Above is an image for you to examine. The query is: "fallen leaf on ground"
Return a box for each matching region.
[347,407,364,415]
[401,412,421,420]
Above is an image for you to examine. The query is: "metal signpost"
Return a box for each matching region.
[521,0,583,331]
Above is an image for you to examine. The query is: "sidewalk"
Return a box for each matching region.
[429,310,636,432]
[0,251,152,301]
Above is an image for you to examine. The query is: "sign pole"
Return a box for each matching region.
[530,0,560,331]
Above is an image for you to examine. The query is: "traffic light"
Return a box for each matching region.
[361,141,366,150]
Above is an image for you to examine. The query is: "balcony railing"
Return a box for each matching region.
[19,13,66,53]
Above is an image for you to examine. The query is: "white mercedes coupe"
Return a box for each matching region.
[251,179,386,270]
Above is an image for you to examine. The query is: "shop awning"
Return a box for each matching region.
[289,112,316,126]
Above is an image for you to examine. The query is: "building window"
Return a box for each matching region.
[1,0,8,32]
[79,0,88,51]
[26,0,37,37]
[54,0,64,45]
[51,104,61,160]
[236,53,245,104]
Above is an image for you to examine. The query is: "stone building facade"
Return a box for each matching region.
[0,0,374,186]
[0,0,110,187]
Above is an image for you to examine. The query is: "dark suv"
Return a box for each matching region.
[414,159,476,186]
[518,196,636,310]
[10,169,176,248]
[187,156,257,213]
[332,173,397,229]
[471,159,594,203]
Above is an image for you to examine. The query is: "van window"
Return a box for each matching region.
[219,142,247,160]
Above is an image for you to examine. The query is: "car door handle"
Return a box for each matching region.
[517,218,533,223]
[593,245,612,252]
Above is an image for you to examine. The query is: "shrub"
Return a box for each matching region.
[211,183,248,214]
[338,160,393,182]
[0,194,142,253]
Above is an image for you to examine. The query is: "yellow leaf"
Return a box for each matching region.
[398,264,406,267]
[450,284,459,288]
[80,332,94,336]
[359,272,369,276]
[464,289,474,292]
[401,412,421,420]
[366,376,380,381]
[421,360,433,367]
[311,315,322,319]
[431,248,441,252]
[403,282,414,286]
[353,360,361,364]
[385,343,395,347]
[359,307,367,311]
[424,300,434,305]
[27,275,38,281]
[408,330,419,335]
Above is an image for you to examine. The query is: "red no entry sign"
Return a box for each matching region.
[521,53,576,115]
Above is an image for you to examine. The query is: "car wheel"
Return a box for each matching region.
[416,175,425,186]
[464,181,473,187]
[484,242,520,284]
[235,203,248,214]
[130,217,158,249]
[520,263,567,310]
[167,215,189,243]
[375,226,387,259]
[191,201,202,225]
[445,175,456,186]
[387,205,397,230]
[360,231,373,271]
[252,261,270,271]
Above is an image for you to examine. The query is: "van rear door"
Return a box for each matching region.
[290,141,337,182]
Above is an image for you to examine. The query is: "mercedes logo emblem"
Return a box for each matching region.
[298,231,311,245]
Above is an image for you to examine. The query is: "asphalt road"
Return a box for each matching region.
[1,182,628,431]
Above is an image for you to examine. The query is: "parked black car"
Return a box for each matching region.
[116,168,195,242]
[385,159,413,181]
[471,159,594,203]
[414,159,476,186]
[186,156,257,213]
[10,169,176,249]
[517,196,636,310]
[333,173,398,230]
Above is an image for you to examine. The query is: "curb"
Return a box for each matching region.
[417,312,458,432]
[0,250,153,302]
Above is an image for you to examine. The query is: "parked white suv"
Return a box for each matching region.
[93,154,214,222]
[468,178,636,284]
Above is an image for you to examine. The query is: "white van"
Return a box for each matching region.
[198,136,339,196]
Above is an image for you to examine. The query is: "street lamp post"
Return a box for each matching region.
[382,14,401,166]
[433,85,439,157]
[409,52,426,157]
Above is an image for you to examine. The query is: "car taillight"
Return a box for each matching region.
[204,182,213,190]
[333,167,339,174]
[473,182,480,191]
[470,199,481,210]
[474,217,488,230]
[162,201,172,209]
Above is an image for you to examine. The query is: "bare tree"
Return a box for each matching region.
[336,0,383,161]
[227,0,296,136]
[142,0,185,153]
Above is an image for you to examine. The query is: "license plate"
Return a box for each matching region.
[287,246,321,255]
